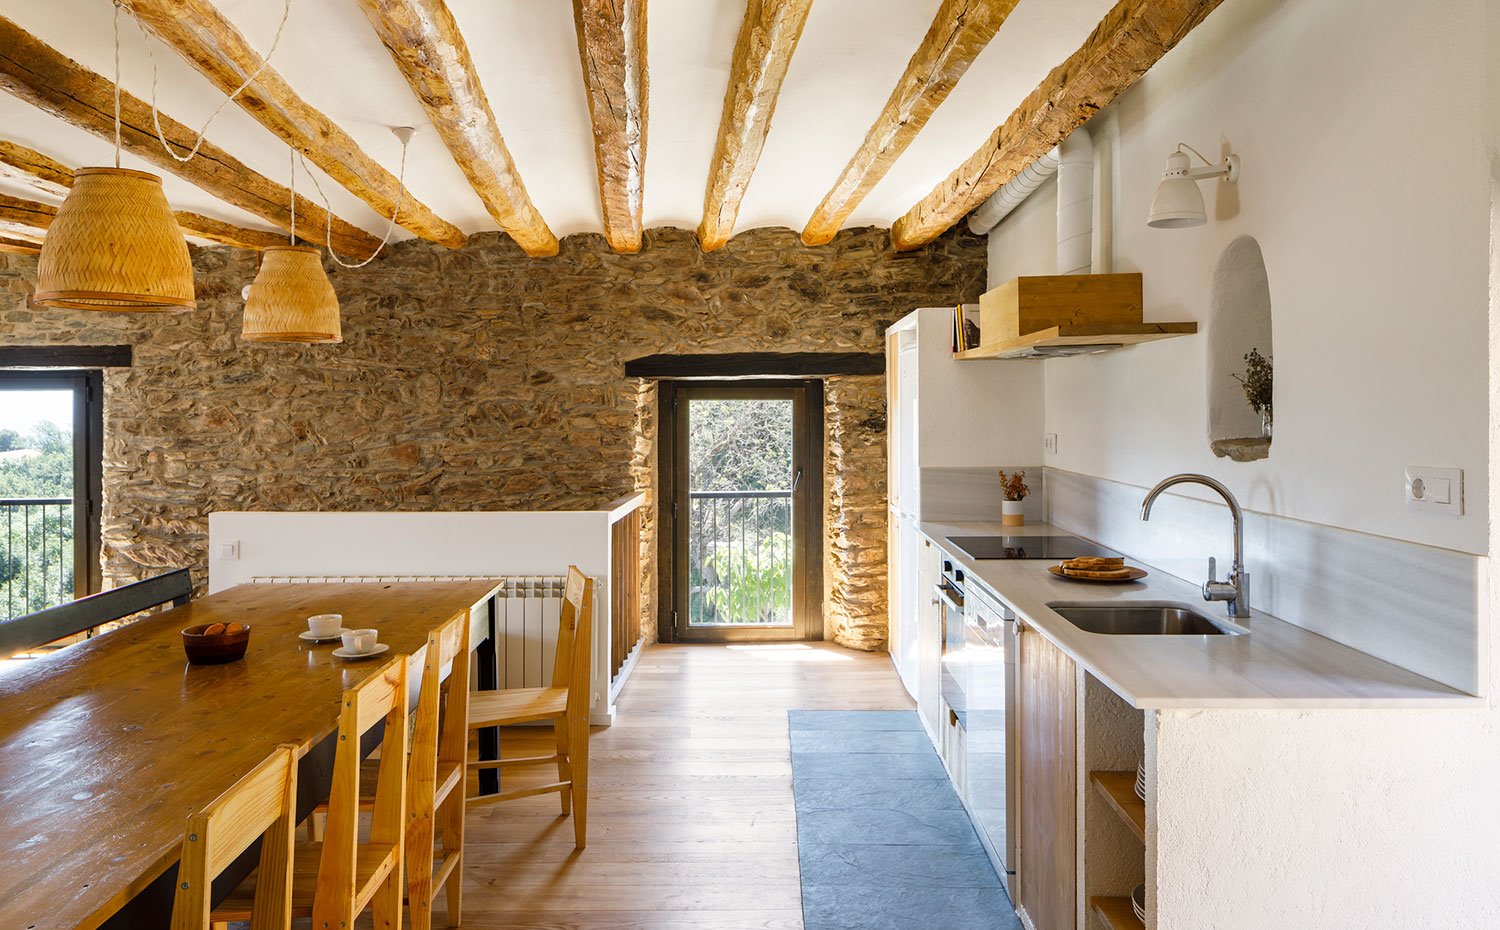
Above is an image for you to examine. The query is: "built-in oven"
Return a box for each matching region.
[935,559,966,722]
[962,580,1017,895]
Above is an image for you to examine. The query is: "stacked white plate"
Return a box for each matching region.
[1132,883,1146,921]
[1134,761,1146,801]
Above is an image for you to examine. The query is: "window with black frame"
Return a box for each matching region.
[0,370,102,622]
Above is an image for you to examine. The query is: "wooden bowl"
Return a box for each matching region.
[181,623,251,664]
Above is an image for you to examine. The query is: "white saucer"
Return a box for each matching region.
[331,643,390,660]
[299,629,349,643]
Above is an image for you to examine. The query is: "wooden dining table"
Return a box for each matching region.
[0,579,503,930]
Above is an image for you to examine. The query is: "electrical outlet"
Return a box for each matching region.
[1044,433,1059,454]
[1406,466,1462,516]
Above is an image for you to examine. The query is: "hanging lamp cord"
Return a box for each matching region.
[128,0,293,163]
[296,138,409,268]
[112,2,122,167]
[288,145,296,245]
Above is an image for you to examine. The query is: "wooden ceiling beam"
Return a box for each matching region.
[0,140,70,197]
[119,0,465,249]
[571,0,648,254]
[892,0,1227,250]
[0,222,45,245]
[802,0,1017,246]
[697,0,813,252]
[0,235,41,255]
[0,15,382,257]
[355,0,559,257]
[170,211,288,250]
[0,138,286,249]
[0,193,55,237]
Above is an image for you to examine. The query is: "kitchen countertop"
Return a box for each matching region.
[918,520,1476,709]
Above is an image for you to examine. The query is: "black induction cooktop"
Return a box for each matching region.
[945,535,1121,561]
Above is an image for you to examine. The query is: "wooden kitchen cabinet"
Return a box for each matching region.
[1017,625,1078,930]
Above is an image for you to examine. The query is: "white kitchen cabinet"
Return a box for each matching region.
[889,513,922,697]
[916,536,943,739]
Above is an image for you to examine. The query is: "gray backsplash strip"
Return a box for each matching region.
[919,466,1045,523]
[1044,467,1480,694]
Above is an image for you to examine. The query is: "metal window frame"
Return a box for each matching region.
[0,369,105,602]
[657,379,824,644]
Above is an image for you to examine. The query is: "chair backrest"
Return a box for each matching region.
[313,655,409,926]
[170,744,298,930]
[0,567,191,658]
[410,608,470,811]
[550,566,594,719]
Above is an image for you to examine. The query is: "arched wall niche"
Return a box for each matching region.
[1208,235,1273,462]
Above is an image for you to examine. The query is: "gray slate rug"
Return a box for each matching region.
[789,710,1020,930]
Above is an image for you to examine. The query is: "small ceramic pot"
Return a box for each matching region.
[1002,499,1025,526]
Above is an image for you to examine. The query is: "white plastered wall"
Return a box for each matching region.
[989,0,1491,557]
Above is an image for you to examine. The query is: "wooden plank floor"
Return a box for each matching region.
[438,642,915,930]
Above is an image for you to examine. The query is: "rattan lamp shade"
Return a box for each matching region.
[33,167,196,312]
[241,246,341,343]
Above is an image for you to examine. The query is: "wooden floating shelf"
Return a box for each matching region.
[1090,770,1146,842]
[1091,896,1146,930]
[955,322,1198,360]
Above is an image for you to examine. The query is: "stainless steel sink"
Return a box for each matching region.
[1047,602,1246,636]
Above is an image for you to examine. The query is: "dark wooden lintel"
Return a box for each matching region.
[0,345,133,368]
[624,352,883,380]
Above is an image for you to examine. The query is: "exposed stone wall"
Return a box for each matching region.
[822,376,889,650]
[0,225,986,649]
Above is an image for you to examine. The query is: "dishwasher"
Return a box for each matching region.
[962,579,1017,896]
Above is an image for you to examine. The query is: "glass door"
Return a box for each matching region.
[0,371,102,621]
[668,382,821,642]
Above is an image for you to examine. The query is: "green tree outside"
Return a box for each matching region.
[687,399,794,626]
[1,421,75,620]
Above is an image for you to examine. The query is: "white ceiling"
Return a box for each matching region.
[0,0,1117,249]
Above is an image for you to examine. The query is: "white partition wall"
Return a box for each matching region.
[208,509,629,724]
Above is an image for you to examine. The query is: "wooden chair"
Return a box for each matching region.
[407,610,471,930]
[467,566,594,848]
[170,745,298,930]
[302,610,472,929]
[213,655,410,928]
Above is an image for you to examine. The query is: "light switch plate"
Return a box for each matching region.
[1406,466,1463,516]
[218,541,240,560]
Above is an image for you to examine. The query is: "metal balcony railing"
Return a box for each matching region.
[687,489,793,626]
[2,498,75,622]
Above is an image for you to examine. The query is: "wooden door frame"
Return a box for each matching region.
[0,369,105,598]
[656,379,823,643]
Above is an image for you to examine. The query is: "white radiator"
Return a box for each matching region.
[493,575,568,690]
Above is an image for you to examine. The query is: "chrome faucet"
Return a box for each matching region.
[1140,473,1251,619]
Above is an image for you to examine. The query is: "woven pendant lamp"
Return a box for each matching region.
[33,167,195,312]
[241,246,341,343]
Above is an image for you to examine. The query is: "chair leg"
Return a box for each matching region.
[552,717,573,817]
[438,789,464,926]
[408,819,435,930]
[568,717,588,849]
[371,855,404,930]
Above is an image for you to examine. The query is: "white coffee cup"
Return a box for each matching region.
[308,614,343,638]
[341,628,379,654]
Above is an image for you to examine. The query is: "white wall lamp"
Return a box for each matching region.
[1147,143,1240,228]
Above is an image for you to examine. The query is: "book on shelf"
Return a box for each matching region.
[953,303,982,353]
